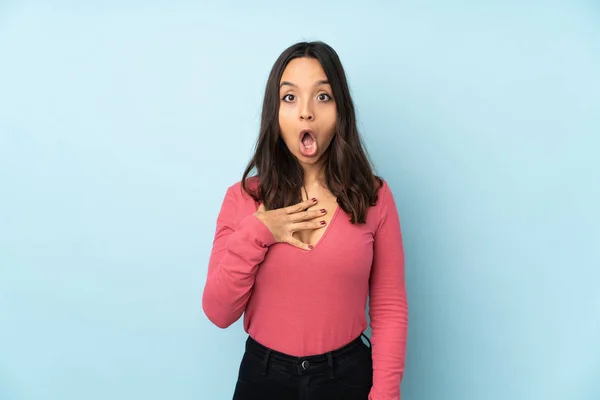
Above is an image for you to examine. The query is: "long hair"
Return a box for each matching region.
[241,41,382,224]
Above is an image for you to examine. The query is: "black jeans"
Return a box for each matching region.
[232,333,373,400]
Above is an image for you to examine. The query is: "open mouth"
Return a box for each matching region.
[299,129,318,157]
[301,130,315,147]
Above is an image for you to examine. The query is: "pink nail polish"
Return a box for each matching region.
[312,198,317,202]
[320,221,326,225]
[308,245,314,249]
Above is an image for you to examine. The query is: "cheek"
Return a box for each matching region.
[320,127,337,149]
[322,134,336,149]
[279,104,295,119]
[322,107,337,130]
[278,108,296,143]
[321,116,337,141]
[278,105,294,127]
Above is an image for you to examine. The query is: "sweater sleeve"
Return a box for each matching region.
[368,181,409,400]
[202,185,276,328]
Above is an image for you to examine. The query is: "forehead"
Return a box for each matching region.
[280,57,328,86]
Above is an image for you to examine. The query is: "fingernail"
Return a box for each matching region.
[320,209,326,213]
[312,198,317,202]
[308,245,314,249]
[320,220,326,225]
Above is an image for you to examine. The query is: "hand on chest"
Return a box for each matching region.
[293,193,339,248]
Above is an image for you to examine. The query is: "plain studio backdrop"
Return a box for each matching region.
[0,1,599,399]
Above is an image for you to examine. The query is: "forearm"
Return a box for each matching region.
[202,194,275,328]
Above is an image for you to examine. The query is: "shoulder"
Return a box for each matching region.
[223,175,260,204]
[216,176,260,226]
[369,177,400,228]
[374,177,394,208]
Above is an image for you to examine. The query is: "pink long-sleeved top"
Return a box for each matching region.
[202,177,408,400]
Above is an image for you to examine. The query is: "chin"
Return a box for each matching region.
[296,153,322,164]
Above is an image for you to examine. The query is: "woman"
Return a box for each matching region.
[202,41,408,400]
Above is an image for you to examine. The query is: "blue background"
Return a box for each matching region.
[1,1,599,399]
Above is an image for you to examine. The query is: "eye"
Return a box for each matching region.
[282,94,295,102]
[317,93,332,102]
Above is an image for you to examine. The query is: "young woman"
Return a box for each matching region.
[202,41,408,400]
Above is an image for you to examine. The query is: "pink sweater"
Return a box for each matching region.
[202,177,408,400]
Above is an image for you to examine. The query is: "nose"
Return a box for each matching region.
[300,112,314,121]
[299,100,314,121]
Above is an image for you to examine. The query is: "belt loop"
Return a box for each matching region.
[262,349,272,376]
[327,352,334,379]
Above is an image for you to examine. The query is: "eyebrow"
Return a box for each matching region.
[279,80,330,88]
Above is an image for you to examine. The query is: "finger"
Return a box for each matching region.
[289,208,326,223]
[285,197,317,214]
[292,220,327,231]
[285,236,313,251]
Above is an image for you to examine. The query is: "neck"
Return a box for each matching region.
[301,161,326,189]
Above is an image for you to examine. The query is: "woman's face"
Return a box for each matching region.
[278,57,337,167]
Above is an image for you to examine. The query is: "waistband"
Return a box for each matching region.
[245,333,372,378]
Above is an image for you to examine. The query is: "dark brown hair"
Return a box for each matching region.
[241,41,382,224]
